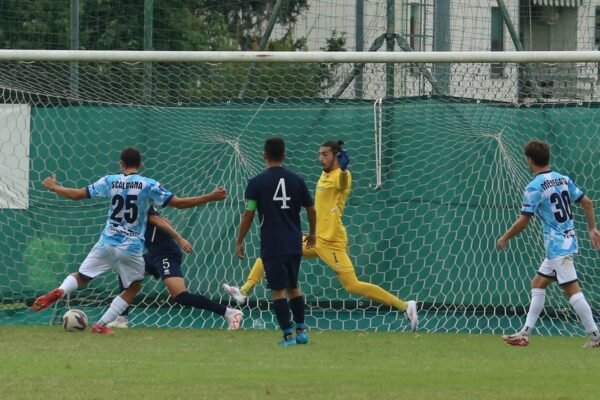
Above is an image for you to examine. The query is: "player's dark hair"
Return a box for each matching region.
[524,140,550,166]
[322,140,344,155]
[264,138,285,162]
[120,147,142,168]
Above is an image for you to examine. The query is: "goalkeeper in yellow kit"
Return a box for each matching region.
[223,140,418,331]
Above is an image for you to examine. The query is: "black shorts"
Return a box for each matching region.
[143,252,183,280]
[262,254,302,291]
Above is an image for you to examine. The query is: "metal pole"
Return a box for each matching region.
[395,35,445,95]
[495,0,542,100]
[433,0,451,95]
[333,34,386,98]
[69,0,79,98]
[4,50,600,64]
[385,0,395,98]
[144,0,153,102]
[238,0,284,99]
[354,0,364,98]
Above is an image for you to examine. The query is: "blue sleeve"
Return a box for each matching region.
[521,184,541,216]
[299,177,314,207]
[245,178,258,201]
[148,181,174,207]
[568,177,584,203]
[87,176,110,199]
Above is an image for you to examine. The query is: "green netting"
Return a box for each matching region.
[1,98,599,335]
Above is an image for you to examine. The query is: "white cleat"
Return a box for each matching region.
[226,309,244,330]
[583,338,600,348]
[405,300,418,332]
[106,315,129,329]
[222,283,247,305]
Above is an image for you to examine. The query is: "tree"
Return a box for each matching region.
[0,0,346,102]
[202,0,309,50]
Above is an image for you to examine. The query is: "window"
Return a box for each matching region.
[491,7,505,78]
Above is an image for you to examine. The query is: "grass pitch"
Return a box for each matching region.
[0,325,597,400]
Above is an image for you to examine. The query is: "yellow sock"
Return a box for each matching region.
[240,258,265,296]
[391,298,408,312]
[338,271,407,311]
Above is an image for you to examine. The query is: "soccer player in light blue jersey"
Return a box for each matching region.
[107,207,243,331]
[33,147,227,334]
[497,140,600,348]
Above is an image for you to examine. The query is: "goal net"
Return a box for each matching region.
[0,51,598,336]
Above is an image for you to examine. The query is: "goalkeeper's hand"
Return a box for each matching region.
[337,149,350,171]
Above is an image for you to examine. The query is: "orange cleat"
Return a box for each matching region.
[91,324,114,335]
[31,289,64,312]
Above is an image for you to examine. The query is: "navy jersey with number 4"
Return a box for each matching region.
[245,167,313,259]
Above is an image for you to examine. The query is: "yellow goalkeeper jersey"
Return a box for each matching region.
[314,168,352,245]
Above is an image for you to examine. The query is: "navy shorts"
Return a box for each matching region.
[143,252,183,280]
[262,254,302,291]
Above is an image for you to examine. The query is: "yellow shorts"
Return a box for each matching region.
[302,238,354,273]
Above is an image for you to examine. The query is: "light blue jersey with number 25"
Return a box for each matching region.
[520,170,584,259]
[87,173,174,254]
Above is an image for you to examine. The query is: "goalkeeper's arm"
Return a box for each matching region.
[336,149,350,190]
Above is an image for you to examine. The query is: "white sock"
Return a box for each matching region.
[98,296,129,327]
[521,288,546,336]
[225,307,238,319]
[569,292,600,339]
[58,275,78,296]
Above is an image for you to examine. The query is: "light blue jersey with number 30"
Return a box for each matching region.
[520,170,584,259]
[87,173,174,254]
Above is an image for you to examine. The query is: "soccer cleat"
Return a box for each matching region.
[31,288,64,312]
[278,337,297,346]
[222,283,247,305]
[583,338,600,348]
[405,300,419,332]
[296,331,309,345]
[226,309,243,330]
[106,316,129,329]
[502,333,529,346]
[90,324,114,335]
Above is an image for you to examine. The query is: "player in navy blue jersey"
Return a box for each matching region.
[34,147,227,334]
[235,138,317,346]
[108,207,243,330]
[497,140,600,348]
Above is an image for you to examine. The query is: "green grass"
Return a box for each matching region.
[0,326,597,400]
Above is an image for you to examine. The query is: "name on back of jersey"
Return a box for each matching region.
[111,181,143,190]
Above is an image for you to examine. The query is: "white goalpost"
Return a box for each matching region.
[0,50,598,335]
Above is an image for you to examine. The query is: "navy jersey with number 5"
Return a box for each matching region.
[245,167,314,259]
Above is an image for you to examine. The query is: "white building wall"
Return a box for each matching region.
[275,0,600,102]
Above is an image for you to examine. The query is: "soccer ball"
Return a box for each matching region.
[61,309,88,332]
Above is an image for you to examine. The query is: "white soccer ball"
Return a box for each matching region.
[61,309,88,332]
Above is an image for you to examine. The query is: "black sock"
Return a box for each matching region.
[174,291,226,316]
[272,298,292,336]
[289,295,305,331]
[117,276,129,316]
